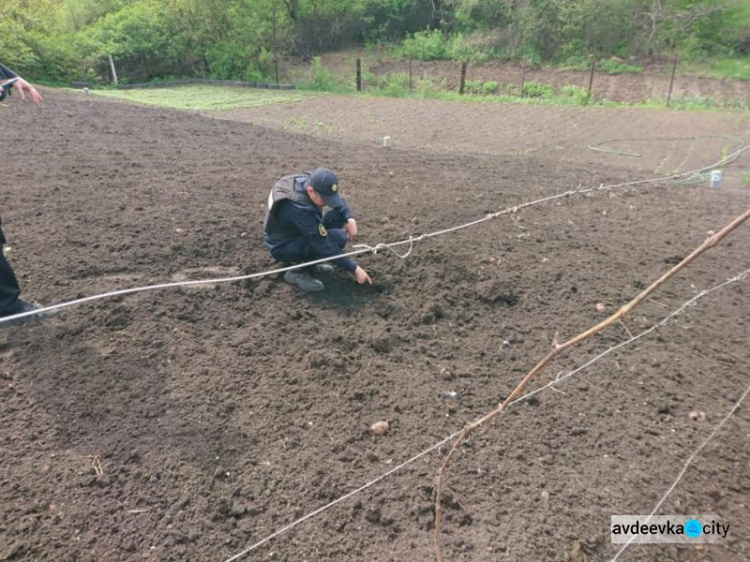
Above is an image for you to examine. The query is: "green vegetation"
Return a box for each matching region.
[392,30,497,63]
[295,57,354,93]
[522,82,554,98]
[2,0,748,86]
[683,57,750,80]
[464,79,500,95]
[87,78,750,116]
[86,54,749,112]
[598,58,644,75]
[640,96,749,111]
[89,85,318,110]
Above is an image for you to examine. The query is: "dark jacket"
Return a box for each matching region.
[264,172,357,271]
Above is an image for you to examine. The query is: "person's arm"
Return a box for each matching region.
[335,198,354,221]
[333,198,359,241]
[0,63,42,105]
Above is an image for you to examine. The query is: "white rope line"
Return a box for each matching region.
[222,267,749,562]
[2,143,747,326]
[587,135,747,158]
[222,431,462,562]
[611,377,750,561]
[354,235,416,259]
[381,143,750,252]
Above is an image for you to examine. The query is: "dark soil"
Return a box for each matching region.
[1,89,750,562]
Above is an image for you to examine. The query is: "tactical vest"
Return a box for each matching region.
[263,173,313,242]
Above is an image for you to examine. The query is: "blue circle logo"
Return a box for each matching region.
[685,519,702,538]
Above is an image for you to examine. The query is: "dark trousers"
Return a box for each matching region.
[270,209,347,267]
[0,224,21,311]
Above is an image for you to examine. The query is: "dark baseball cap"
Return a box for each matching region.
[307,167,343,208]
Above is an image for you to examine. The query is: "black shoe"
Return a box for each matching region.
[0,299,48,326]
[312,264,334,274]
[284,270,325,292]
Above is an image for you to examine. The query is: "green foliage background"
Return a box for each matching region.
[1,0,748,83]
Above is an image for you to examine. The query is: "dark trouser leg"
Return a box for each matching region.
[0,225,21,311]
[270,211,349,264]
[270,237,309,266]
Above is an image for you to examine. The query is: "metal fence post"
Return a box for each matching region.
[520,60,526,98]
[666,58,678,107]
[356,58,361,92]
[459,61,467,95]
[587,56,596,99]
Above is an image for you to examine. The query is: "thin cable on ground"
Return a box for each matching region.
[519,269,749,404]
[222,267,749,562]
[610,377,750,561]
[676,172,709,185]
[2,142,748,326]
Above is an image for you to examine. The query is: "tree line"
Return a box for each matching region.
[1,0,747,84]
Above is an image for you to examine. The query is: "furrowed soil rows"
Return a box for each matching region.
[1,89,749,562]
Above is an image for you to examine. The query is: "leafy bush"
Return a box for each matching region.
[378,72,412,96]
[464,79,499,95]
[523,81,553,98]
[464,79,482,95]
[296,57,353,93]
[559,85,590,104]
[598,58,643,75]
[395,29,446,61]
[446,33,496,62]
[414,75,447,96]
[560,54,591,71]
[482,80,499,94]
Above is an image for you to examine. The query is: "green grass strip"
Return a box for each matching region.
[89,85,320,111]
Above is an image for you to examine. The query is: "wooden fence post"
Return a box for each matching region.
[667,58,678,107]
[108,54,118,86]
[459,61,467,95]
[356,58,362,92]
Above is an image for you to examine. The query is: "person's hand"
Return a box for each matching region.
[345,218,358,241]
[353,265,372,285]
[13,77,43,105]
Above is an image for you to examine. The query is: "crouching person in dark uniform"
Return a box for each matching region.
[264,167,372,292]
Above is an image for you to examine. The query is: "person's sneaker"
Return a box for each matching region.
[0,299,48,326]
[312,264,334,275]
[284,270,325,292]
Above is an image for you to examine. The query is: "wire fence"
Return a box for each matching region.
[351,57,750,106]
